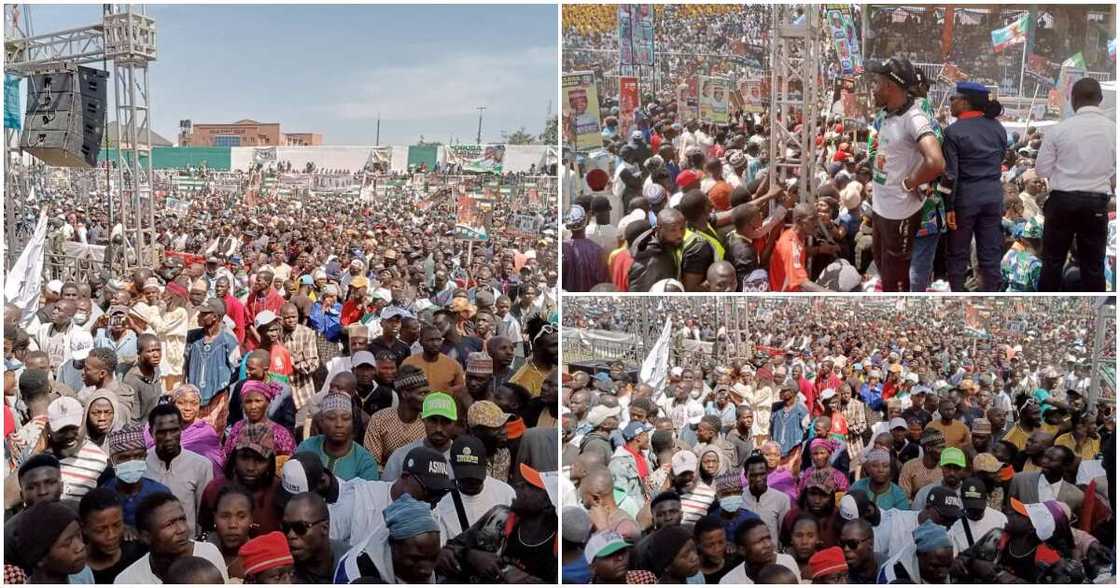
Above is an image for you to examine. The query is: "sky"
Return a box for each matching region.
[19,4,558,146]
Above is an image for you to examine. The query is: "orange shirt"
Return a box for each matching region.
[609,247,633,292]
[769,228,808,292]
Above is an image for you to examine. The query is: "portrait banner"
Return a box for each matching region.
[563,71,603,151]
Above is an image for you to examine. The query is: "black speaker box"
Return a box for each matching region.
[20,66,109,168]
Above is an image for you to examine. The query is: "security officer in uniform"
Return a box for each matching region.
[943,81,1007,291]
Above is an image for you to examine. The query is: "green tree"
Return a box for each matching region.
[501,127,537,145]
[539,116,558,145]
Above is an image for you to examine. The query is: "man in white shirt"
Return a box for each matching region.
[1035,77,1116,291]
[434,435,515,544]
[114,493,228,583]
[741,454,791,544]
[719,518,802,584]
[143,403,214,537]
[948,477,1007,553]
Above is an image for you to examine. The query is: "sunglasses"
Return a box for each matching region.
[839,537,870,550]
[282,518,326,536]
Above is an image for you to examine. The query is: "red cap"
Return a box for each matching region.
[676,169,701,188]
[165,281,189,299]
[585,169,609,192]
[238,531,293,577]
[809,546,848,579]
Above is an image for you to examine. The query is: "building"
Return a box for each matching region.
[180,119,323,147]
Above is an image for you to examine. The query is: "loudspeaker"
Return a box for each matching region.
[20,66,109,168]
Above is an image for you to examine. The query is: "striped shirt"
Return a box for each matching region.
[681,481,718,526]
[60,440,110,502]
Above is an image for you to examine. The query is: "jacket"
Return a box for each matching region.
[627,229,679,292]
[609,445,647,507]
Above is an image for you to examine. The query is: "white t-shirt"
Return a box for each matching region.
[871,100,935,220]
[434,476,516,544]
[719,553,801,584]
[948,508,1007,553]
[114,541,227,584]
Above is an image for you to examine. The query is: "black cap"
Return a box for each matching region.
[449,435,487,481]
[960,477,987,510]
[866,57,919,91]
[18,453,60,479]
[403,447,455,492]
[926,486,964,521]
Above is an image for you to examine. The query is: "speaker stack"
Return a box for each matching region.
[19,66,109,168]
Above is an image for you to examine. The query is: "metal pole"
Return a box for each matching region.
[1087,298,1107,412]
[475,106,486,144]
[375,113,380,146]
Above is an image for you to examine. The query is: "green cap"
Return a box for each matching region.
[939,447,966,468]
[421,392,458,421]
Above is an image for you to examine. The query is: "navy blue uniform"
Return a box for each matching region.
[943,113,1007,291]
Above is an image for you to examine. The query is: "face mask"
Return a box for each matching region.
[116,459,147,484]
[5,358,23,372]
[719,495,743,513]
[74,313,89,324]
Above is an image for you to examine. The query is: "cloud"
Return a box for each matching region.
[324,46,557,122]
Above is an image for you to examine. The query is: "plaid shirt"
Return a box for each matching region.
[283,324,320,410]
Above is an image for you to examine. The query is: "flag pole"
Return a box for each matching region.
[1018,37,1028,100]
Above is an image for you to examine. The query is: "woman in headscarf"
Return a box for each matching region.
[144,384,223,476]
[798,438,849,496]
[157,281,191,392]
[221,379,295,465]
[83,388,126,452]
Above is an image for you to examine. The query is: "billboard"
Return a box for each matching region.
[446,144,505,175]
[825,6,863,76]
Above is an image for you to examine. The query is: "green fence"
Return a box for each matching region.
[98,146,232,170]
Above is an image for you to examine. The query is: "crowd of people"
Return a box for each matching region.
[3,165,560,583]
[562,5,1117,294]
[560,296,1116,584]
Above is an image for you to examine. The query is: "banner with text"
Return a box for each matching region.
[619,76,640,138]
[446,144,505,175]
[617,4,655,67]
[563,71,603,151]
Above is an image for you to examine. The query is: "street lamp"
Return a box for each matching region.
[476,106,487,144]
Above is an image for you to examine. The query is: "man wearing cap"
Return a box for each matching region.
[367,306,413,367]
[585,531,644,584]
[434,434,516,542]
[808,545,848,583]
[1035,77,1115,291]
[185,298,241,431]
[44,396,111,503]
[948,476,1007,553]
[912,446,967,510]
[381,392,458,482]
[297,390,380,482]
[865,57,946,291]
[610,420,653,512]
[55,330,94,393]
[467,400,513,482]
[561,204,609,292]
[402,325,465,396]
[580,404,621,466]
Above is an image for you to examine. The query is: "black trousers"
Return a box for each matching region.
[1039,190,1109,291]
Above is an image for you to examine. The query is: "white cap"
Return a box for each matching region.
[820,388,837,401]
[671,450,698,475]
[69,330,94,361]
[280,459,310,495]
[254,310,279,328]
[351,350,376,367]
[586,405,621,427]
[47,397,84,431]
[46,280,64,294]
[905,372,920,384]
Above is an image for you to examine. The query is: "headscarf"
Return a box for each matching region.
[913,520,952,553]
[242,380,281,403]
[384,495,439,541]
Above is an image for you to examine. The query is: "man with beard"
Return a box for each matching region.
[486,336,517,387]
[115,492,228,583]
[720,518,802,583]
[43,397,111,503]
[279,302,320,421]
[367,307,412,367]
[284,492,349,584]
[467,400,513,482]
[143,402,214,537]
[437,463,557,583]
[1003,400,1043,451]
[381,392,458,481]
[31,298,80,372]
[628,206,687,292]
[81,347,138,424]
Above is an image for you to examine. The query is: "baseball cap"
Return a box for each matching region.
[889,417,908,431]
[47,397,84,431]
[254,310,279,328]
[421,392,457,421]
[586,405,621,427]
[402,447,454,492]
[583,531,630,564]
[467,401,509,428]
[972,453,1003,474]
[960,477,987,510]
[671,450,698,475]
[676,169,701,189]
[351,351,376,368]
[449,435,487,480]
[380,306,414,321]
[562,506,592,544]
[621,421,653,441]
[839,489,875,521]
[939,447,966,468]
[69,330,94,361]
[926,486,964,521]
[46,279,63,294]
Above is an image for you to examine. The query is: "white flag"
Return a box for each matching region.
[640,316,673,392]
[5,210,48,325]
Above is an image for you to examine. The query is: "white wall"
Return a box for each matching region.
[229,144,552,173]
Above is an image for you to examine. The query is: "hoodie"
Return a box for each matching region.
[82,388,126,452]
[627,229,679,292]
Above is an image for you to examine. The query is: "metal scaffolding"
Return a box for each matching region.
[4,4,157,273]
[768,5,821,203]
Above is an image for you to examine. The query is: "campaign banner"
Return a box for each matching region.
[253,147,277,164]
[618,76,639,137]
[1054,64,1086,119]
[937,63,968,84]
[825,7,863,75]
[4,74,20,130]
[446,144,505,175]
[455,189,491,241]
[618,5,655,67]
[740,79,765,113]
[312,173,354,193]
[1024,53,1056,86]
[698,76,730,124]
[563,71,603,151]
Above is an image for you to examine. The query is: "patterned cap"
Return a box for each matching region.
[395,369,429,392]
[467,400,508,428]
[466,352,493,376]
[235,422,276,458]
[317,393,351,417]
[920,427,946,447]
[108,423,147,456]
[805,468,837,494]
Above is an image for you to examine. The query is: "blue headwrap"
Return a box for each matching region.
[912,520,952,553]
[383,494,438,541]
